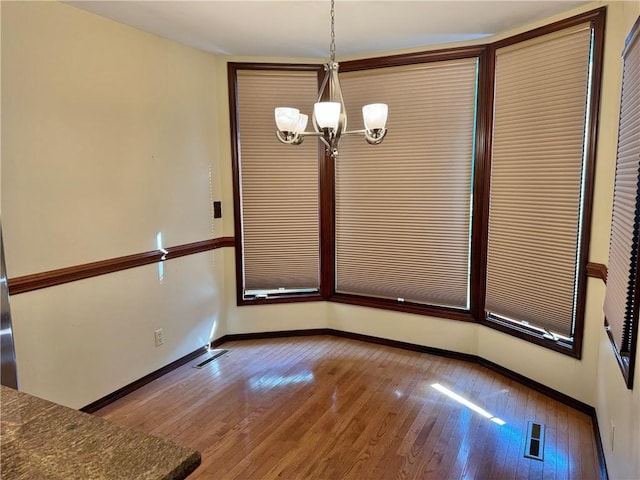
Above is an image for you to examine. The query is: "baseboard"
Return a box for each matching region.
[219,328,608,478]
[590,409,610,480]
[82,328,608,478]
[328,329,480,363]
[211,328,330,347]
[80,346,208,413]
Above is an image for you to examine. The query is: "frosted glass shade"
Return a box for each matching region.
[296,114,309,133]
[314,102,341,129]
[275,107,300,132]
[363,103,388,130]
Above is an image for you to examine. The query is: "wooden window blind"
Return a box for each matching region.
[235,70,320,294]
[485,24,593,338]
[335,58,478,308]
[604,19,640,379]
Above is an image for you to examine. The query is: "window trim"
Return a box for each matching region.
[327,45,487,322]
[228,8,607,359]
[227,62,325,306]
[477,8,606,359]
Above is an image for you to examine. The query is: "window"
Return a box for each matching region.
[228,9,605,356]
[334,57,479,316]
[229,65,323,303]
[603,17,640,388]
[483,19,603,356]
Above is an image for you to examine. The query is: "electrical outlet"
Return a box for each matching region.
[154,329,164,347]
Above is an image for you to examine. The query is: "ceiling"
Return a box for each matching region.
[66,1,591,58]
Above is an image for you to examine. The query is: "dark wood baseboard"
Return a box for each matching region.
[85,328,608,478]
[218,328,591,411]
[218,328,608,478]
[211,328,330,346]
[590,408,610,480]
[328,328,479,363]
[80,346,208,413]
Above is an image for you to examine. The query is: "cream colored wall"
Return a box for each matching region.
[9,251,224,408]
[217,2,639,476]
[591,3,640,478]
[1,1,225,408]
[3,0,637,474]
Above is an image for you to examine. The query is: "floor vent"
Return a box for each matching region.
[524,421,545,461]
[194,349,229,369]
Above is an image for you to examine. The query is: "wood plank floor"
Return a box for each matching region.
[95,336,601,480]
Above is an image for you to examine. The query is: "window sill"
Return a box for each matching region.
[237,292,324,306]
[329,292,473,323]
[604,319,635,389]
[482,315,580,358]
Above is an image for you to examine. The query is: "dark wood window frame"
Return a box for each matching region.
[228,8,606,358]
[327,45,485,324]
[228,62,326,306]
[478,8,606,359]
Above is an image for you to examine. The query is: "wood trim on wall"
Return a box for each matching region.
[586,262,608,283]
[471,46,493,322]
[490,7,607,50]
[7,237,235,295]
[338,45,488,72]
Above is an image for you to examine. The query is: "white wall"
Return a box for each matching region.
[1,1,226,408]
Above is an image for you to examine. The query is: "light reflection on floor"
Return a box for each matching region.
[249,371,314,391]
[432,383,506,425]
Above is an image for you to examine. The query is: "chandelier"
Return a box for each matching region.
[274,0,388,159]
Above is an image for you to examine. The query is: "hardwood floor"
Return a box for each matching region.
[95,336,601,479]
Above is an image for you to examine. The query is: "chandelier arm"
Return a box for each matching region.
[312,65,332,134]
[297,131,324,137]
[342,129,368,135]
[318,136,332,150]
[328,63,346,143]
[364,128,387,145]
[274,0,387,158]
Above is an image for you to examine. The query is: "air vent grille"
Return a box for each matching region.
[194,349,228,369]
[524,421,545,461]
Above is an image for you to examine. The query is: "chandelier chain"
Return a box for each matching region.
[329,0,336,62]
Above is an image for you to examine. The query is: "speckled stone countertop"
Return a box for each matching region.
[0,385,200,479]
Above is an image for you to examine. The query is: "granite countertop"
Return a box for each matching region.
[0,385,200,480]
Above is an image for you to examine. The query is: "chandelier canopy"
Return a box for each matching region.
[274,0,388,159]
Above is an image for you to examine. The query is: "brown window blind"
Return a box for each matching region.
[335,58,478,308]
[235,70,320,293]
[604,25,640,357]
[485,25,593,338]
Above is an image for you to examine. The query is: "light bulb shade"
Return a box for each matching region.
[295,114,308,133]
[363,103,388,130]
[314,102,341,129]
[275,107,300,132]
